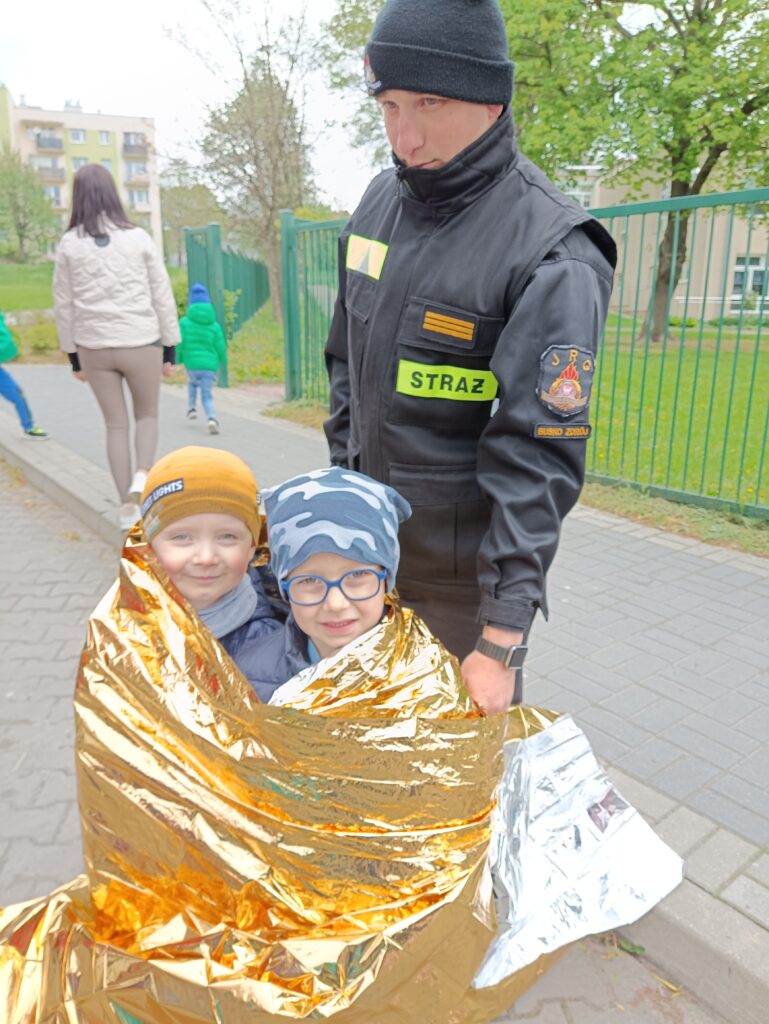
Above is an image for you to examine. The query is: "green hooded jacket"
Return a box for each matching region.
[0,313,19,364]
[178,302,227,372]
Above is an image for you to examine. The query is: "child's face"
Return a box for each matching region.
[285,552,386,660]
[150,513,256,611]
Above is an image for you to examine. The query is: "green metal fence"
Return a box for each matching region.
[588,187,769,518]
[184,223,270,387]
[280,189,769,518]
[280,210,347,402]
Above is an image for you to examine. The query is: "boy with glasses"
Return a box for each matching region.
[256,466,472,714]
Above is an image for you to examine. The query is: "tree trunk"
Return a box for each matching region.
[641,183,692,343]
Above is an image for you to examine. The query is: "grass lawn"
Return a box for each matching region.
[590,322,768,511]
[0,263,54,311]
[228,303,284,383]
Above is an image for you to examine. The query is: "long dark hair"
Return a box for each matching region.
[67,163,134,237]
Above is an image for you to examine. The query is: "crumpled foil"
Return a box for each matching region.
[0,529,682,1022]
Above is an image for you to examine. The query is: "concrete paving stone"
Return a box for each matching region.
[738,676,769,703]
[720,875,769,931]
[681,711,761,754]
[731,745,769,789]
[604,767,677,823]
[675,648,735,679]
[685,829,761,893]
[578,706,651,748]
[578,724,631,764]
[746,853,769,888]
[2,839,86,906]
[706,656,761,687]
[624,631,701,664]
[615,737,684,780]
[631,696,694,732]
[599,685,658,718]
[651,755,723,801]
[654,806,719,858]
[701,692,761,727]
[708,774,769,822]
[642,675,705,711]
[545,671,614,706]
[0,801,69,841]
[536,687,591,717]
[612,651,671,684]
[738,706,769,743]
[665,724,740,770]
[688,790,769,847]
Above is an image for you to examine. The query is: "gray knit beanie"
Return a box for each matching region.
[365,0,514,105]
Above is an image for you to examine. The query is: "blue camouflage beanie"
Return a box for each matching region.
[188,282,211,304]
[263,467,412,593]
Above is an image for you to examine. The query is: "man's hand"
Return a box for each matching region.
[460,626,524,716]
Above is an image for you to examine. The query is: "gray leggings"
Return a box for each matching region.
[77,343,162,502]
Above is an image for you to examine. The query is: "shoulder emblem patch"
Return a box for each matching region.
[537,345,595,417]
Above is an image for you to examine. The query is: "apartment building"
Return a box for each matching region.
[0,86,162,246]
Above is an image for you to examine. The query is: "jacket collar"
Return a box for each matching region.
[394,111,517,210]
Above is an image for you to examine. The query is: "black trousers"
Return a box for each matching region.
[397,579,524,704]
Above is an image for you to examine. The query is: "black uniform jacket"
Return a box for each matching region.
[324,113,616,632]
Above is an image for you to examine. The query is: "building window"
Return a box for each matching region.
[128,189,150,207]
[70,129,86,144]
[732,256,767,309]
[101,158,112,172]
[99,130,110,145]
[125,161,147,178]
[124,132,145,146]
[30,156,59,170]
[44,186,62,205]
[72,157,88,171]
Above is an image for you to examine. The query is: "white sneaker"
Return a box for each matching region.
[129,470,148,500]
[119,502,141,530]
[207,418,220,435]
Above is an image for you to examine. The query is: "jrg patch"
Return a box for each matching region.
[537,345,595,418]
[396,359,498,402]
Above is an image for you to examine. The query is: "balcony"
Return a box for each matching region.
[37,136,63,152]
[36,166,66,182]
[123,142,148,156]
[125,173,149,186]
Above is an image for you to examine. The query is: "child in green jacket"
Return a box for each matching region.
[0,311,48,438]
[178,283,227,434]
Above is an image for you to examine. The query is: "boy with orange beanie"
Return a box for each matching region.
[139,446,284,697]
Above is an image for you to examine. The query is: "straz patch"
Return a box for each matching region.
[537,345,595,417]
[396,359,498,402]
[346,234,388,280]
[421,308,476,344]
[141,478,184,516]
[532,423,592,440]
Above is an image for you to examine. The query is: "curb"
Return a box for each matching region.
[618,880,769,1024]
[2,406,769,1023]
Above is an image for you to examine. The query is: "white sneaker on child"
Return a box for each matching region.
[207,418,220,435]
[119,502,141,530]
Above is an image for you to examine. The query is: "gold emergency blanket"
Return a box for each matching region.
[0,531,556,1023]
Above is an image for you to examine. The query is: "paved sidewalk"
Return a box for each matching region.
[0,462,727,1023]
[2,363,769,1022]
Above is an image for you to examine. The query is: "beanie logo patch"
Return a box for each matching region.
[364,53,381,94]
[141,479,184,516]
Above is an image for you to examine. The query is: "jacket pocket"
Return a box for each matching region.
[345,273,377,396]
[389,463,489,584]
[386,297,504,433]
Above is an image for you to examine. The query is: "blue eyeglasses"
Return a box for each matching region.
[283,568,387,606]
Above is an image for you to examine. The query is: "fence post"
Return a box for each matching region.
[280,209,301,400]
[204,222,228,388]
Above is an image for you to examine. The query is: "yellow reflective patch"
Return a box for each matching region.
[396,360,498,401]
[422,310,475,342]
[346,234,388,280]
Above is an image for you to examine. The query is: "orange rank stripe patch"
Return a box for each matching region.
[422,310,475,341]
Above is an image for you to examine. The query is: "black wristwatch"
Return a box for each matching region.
[475,637,528,670]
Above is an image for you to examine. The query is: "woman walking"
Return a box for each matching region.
[54,164,180,529]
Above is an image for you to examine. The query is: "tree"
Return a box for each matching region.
[191,9,313,322]
[0,145,59,261]
[160,159,228,266]
[323,0,769,341]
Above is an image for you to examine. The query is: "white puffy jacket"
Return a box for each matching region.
[53,225,181,353]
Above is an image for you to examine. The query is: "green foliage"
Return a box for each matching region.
[0,262,54,310]
[7,315,62,362]
[160,159,228,268]
[227,303,284,383]
[0,145,60,261]
[167,265,189,317]
[223,288,241,340]
[668,316,696,328]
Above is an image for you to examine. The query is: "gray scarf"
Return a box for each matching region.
[198,575,258,639]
